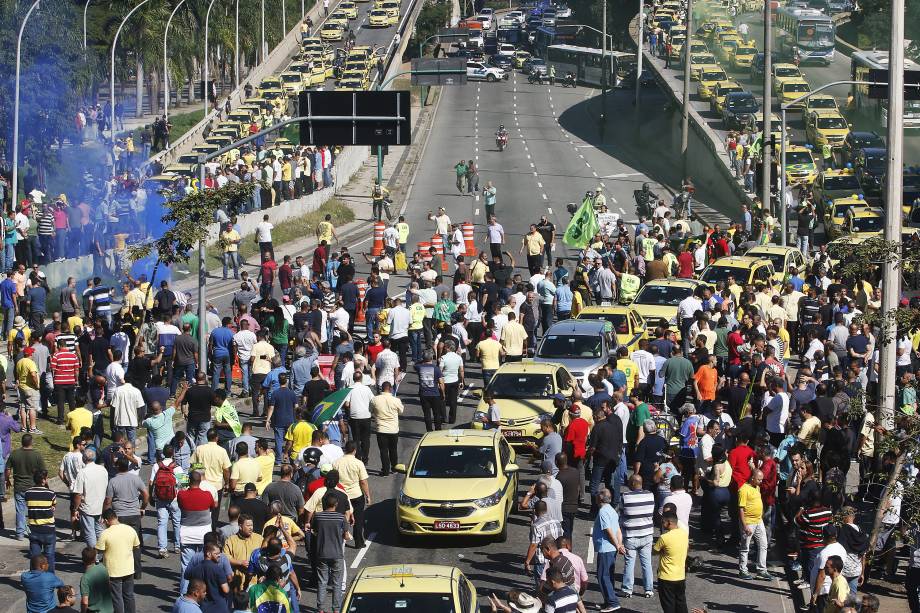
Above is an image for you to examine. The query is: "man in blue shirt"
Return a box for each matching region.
[208,317,236,394]
[21,554,64,613]
[416,350,445,431]
[0,271,17,337]
[266,373,297,466]
[171,578,207,613]
[592,488,625,613]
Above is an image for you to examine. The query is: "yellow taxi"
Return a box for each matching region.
[342,565,477,612]
[302,40,334,64]
[783,144,818,186]
[327,10,349,27]
[745,245,808,282]
[689,53,718,80]
[700,256,775,288]
[308,62,329,85]
[824,195,871,240]
[697,66,728,99]
[341,70,370,89]
[320,22,344,41]
[650,10,676,28]
[804,93,839,115]
[812,169,863,211]
[214,120,246,138]
[337,78,365,91]
[805,110,851,149]
[368,7,392,26]
[257,76,282,94]
[670,25,688,40]
[777,78,811,108]
[381,1,400,19]
[845,207,884,238]
[258,87,285,100]
[395,429,518,541]
[162,163,196,179]
[709,80,744,115]
[716,37,740,62]
[575,305,648,352]
[512,50,532,69]
[226,108,255,125]
[825,235,869,269]
[629,278,706,337]
[471,361,577,444]
[339,1,358,18]
[280,71,306,95]
[730,43,757,69]
[771,63,803,91]
[141,174,184,196]
[345,59,371,77]
[686,39,711,55]
[669,34,687,60]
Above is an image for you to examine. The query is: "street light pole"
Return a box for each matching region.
[780,107,787,245]
[761,0,773,214]
[164,0,188,119]
[204,0,219,120]
[261,0,266,63]
[680,0,692,178]
[282,0,287,35]
[83,0,91,50]
[601,0,607,115]
[878,0,905,429]
[111,0,152,142]
[635,0,643,109]
[11,0,41,213]
[235,0,241,89]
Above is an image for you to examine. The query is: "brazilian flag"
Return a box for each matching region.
[310,387,350,427]
[749,132,764,157]
[563,195,600,248]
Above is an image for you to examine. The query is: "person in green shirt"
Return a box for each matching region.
[661,345,695,412]
[454,160,468,193]
[80,546,114,613]
[627,395,652,452]
[433,291,456,324]
[267,309,290,364]
[213,389,243,448]
[180,304,199,339]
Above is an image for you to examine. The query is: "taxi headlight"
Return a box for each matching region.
[473,489,504,508]
[398,491,421,507]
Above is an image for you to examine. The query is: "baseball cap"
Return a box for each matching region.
[244,482,258,492]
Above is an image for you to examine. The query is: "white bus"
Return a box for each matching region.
[545,45,634,87]
[850,50,920,129]
[775,7,835,65]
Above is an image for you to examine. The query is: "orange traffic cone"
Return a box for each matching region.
[371,221,385,256]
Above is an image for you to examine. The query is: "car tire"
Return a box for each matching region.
[495,518,508,543]
[397,530,416,546]
[487,74,496,82]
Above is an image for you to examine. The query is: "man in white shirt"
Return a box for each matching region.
[630,339,656,398]
[71,449,109,548]
[372,339,401,389]
[256,214,274,259]
[429,207,451,253]
[344,371,375,463]
[454,281,472,306]
[104,356,125,403]
[386,296,412,369]
[693,241,707,273]
[487,216,504,258]
[233,320,257,396]
[383,224,399,257]
[330,302,350,335]
[450,225,464,261]
[110,380,145,445]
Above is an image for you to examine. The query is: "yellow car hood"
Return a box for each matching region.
[477,397,553,419]
[403,477,499,500]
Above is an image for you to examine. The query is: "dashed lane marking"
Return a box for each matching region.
[350,532,376,568]
[547,207,553,214]
[542,194,548,200]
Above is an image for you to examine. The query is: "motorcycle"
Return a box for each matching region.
[495,132,508,151]
[633,186,658,219]
[673,188,693,219]
[528,71,549,85]
[560,73,576,88]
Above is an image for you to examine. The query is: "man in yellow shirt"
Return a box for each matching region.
[65,404,94,439]
[16,346,40,433]
[408,294,426,363]
[220,222,241,280]
[520,224,546,275]
[395,216,410,253]
[333,441,370,547]
[284,412,316,463]
[315,213,338,245]
[615,347,640,397]
[223,514,260,591]
[654,511,689,611]
[823,556,849,613]
[190,429,231,494]
[228,441,262,499]
[500,311,528,361]
[96,509,141,607]
[254,439,275,495]
[476,334,504,386]
[738,469,770,580]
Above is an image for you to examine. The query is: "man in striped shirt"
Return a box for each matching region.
[620,474,656,598]
[524,500,562,591]
[25,469,57,571]
[50,338,79,424]
[88,277,113,326]
[544,566,586,613]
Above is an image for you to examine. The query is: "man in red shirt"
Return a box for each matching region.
[279,255,294,296]
[312,242,328,280]
[258,252,277,300]
[756,443,778,545]
[728,432,755,532]
[562,404,589,473]
[177,470,218,594]
[677,246,695,278]
[50,337,80,424]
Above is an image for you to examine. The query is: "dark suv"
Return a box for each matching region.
[750,52,779,83]
[722,92,760,130]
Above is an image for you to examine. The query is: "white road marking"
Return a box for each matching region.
[600,182,607,188]
[585,162,591,168]
[475,208,480,215]
[542,193,548,200]
[350,532,376,568]
[547,207,553,214]
[532,171,538,176]
[592,171,598,177]
[527,154,531,159]
[537,182,543,188]
[350,236,373,249]
[619,207,626,215]
[602,172,644,179]
[475,194,480,201]
[586,537,594,566]
[578,154,584,159]
[530,162,535,168]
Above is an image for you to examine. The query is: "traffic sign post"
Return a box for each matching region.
[866,68,920,100]
[410,59,468,85]
[297,91,412,146]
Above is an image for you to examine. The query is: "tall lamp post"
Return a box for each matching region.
[204,0,219,119]
[680,0,693,177]
[11,0,42,213]
[235,0,241,88]
[635,0,644,108]
[111,0,153,141]
[164,0,188,119]
[83,0,92,50]
[761,0,773,213]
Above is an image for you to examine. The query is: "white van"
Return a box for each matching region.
[497,43,516,56]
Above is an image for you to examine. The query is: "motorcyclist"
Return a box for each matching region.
[371,179,391,221]
[548,64,556,85]
[593,185,607,210]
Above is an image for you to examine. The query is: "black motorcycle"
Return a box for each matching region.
[560,72,576,88]
[633,185,658,218]
[528,71,548,85]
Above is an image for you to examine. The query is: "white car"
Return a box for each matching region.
[554,4,572,17]
[476,15,492,29]
[505,10,524,24]
[466,61,507,81]
[480,7,494,17]
[497,43,516,56]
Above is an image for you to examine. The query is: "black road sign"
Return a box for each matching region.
[410,58,468,85]
[297,91,411,146]
[867,68,920,100]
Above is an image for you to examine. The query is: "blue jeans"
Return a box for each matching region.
[365,308,380,337]
[532,561,545,591]
[55,231,67,261]
[622,534,654,594]
[323,167,332,187]
[316,557,344,612]
[409,330,422,363]
[612,450,627,507]
[80,513,102,548]
[115,425,136,446]
[189,420,211,447]
[3,244,13,271]
[211,355,232,393]
[273,425,288,464]
[222,252,240,279]
[15,492,27,538]
[156,499,181,552]
[2,306,13,337]
[179,544,202,595]
[590,458,616,511]
[146,431,157,464]
[29,531,56,571]
[597,550,621,608]
[239,361,251,396]
[0,454,5,499]
[170,362,196,396]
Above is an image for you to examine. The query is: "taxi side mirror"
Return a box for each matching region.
[394,464,407,474]
[472,389,483,398]
[504,463,520,474]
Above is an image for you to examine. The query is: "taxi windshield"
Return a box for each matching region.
[784,82,810,93]
[487,374,553,398]
[538,335,602,358]
[748,252,785,270]
[578,313,629,334]
[823,175,860,190]
[633,284,693,306]
[735,47,756,56]
[282,75,301,82]
[786,151,813,165]
[774,67,800,77]
[809,98,837,110]
[347,594,456,612]
[817,116,847,129]
[411,446,496,478]
[701,71,725,80]
[852,216,882,232]
[701,265,747,284]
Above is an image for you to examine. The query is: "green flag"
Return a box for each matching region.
[563,195,599,248]
[749,132,764,157]
[310,387,351,426]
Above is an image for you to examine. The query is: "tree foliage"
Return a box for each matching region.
[847,0,920,56]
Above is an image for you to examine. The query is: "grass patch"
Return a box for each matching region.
[187,197,356,273]
[130,108,206,152]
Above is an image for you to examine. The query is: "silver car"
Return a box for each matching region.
[534,320,619,385]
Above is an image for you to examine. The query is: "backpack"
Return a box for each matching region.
[13,326,25,344]
[152,461,178,501]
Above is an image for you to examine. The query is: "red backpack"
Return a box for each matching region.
[152,461,178,501]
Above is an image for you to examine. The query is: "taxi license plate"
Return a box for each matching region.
[433,521,461,531]
[502,429,523,438]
